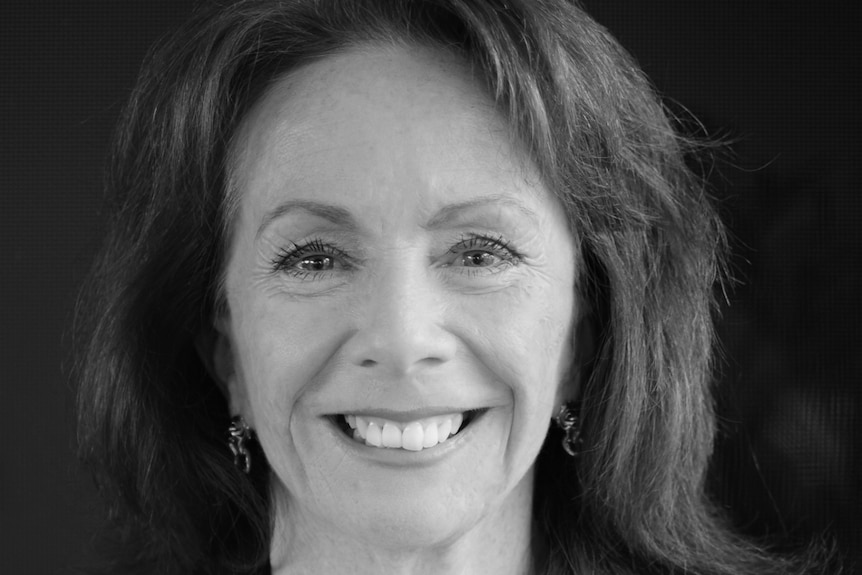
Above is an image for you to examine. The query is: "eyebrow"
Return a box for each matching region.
[257,199,357,238]
[423,195,539,229]
[257,194,538,237]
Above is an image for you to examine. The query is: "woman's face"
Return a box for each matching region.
[213,45,583,547]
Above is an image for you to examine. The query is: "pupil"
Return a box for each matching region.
[302,256,332,271]
[465,251,491,267]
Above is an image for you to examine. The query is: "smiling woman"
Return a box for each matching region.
[74,1,828,574]
[214,47,579,571]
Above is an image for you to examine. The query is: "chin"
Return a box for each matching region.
[273,406,525,548]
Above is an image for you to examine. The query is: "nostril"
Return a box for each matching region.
[360,359,377,368]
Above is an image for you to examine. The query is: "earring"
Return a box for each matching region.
[228,415,252,474]
[554,403,583,457]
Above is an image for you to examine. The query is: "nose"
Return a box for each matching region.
[344,255,457,376]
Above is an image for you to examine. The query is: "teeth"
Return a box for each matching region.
[422,422,439,448]
[345,412,471,451]
[451,413,463,434]
[365,421,382,447]
[438,418,452,442]
[401,422,424,451]
[381,423,402,448]
[356,416,368,436]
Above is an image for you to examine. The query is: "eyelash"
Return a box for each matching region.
[272,239,353,279]
[271,234,522,279]
[446,234,522,272]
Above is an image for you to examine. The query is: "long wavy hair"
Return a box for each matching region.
[75,1,825,573]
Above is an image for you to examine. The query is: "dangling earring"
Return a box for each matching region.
[554,403,583,457]
[228,415,252,474]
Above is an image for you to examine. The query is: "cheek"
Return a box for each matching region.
[464,272,575,402]
[227,287,350,425]
[514,289,574,402]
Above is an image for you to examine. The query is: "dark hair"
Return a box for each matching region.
[76,1,827,573]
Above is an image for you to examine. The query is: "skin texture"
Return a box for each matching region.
[210,44,586,574]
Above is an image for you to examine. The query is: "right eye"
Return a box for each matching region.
[273,239,353,279]
[294,254,335,272]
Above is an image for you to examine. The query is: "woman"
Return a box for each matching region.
[75,0,828,573]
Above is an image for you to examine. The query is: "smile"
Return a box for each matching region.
[336,411,483,451]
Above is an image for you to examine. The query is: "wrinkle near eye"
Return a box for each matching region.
[246,206,565,299]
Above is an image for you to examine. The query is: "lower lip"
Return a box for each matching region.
[327,411,487,467]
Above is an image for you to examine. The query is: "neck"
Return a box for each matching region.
[269,469,537,575]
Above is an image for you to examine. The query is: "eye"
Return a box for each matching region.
[273,239,352,278]
[445,234,521,272]
[296,255,335,271]
[460,250,503,268]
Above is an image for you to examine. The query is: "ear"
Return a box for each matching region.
[555,302,597,408]
[195,317,243,415]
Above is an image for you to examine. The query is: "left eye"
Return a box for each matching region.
[445,235,520,271]
[457,250,504,268]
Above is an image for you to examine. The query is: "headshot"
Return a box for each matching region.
[2,0,857,573]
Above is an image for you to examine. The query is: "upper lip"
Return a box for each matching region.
[329,407,483,423]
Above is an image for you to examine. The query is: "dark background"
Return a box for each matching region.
[1,1,859,573]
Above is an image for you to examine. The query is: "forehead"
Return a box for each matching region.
[228,43,549,224]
